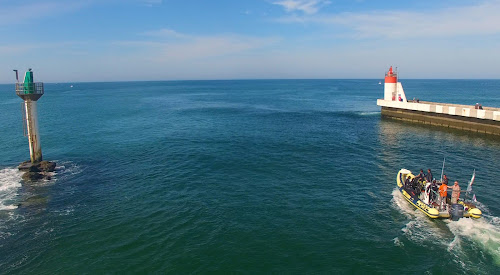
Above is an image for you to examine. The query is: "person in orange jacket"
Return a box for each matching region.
[439,182,449,209]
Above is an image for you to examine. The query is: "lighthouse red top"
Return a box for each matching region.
[385,66,397,83]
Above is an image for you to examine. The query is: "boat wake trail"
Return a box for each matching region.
[391,188,418,218]
[0,168,22,211]
[358,111,380,116]
[391,188,445,246]
[446,215,500,266]
[392,187,500,269]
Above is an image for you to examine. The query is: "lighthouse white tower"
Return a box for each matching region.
[15,69,44,163]
[384,66,397,101]
[384,66,407,102]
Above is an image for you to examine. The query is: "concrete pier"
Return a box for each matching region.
[378,100,500,136]
[376,67,500,136]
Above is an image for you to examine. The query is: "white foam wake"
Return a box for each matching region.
[52,161,83,183]
[391,188,446,245]
[358,111,380,116]
[0,168,22,210]
[393,187,500,267]
[447,216,500,265]
[392,188,430,220]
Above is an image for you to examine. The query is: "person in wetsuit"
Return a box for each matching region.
[425,169,433,183]
[410,177,422,197]
[427,180,439,204]
[403,176,414,196]
[404,176,411,188]
[416,169,425,181]
[442,174,449,185]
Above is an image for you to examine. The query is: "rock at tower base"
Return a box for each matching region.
[18,160,57,182]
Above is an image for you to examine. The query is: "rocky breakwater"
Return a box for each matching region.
[18,160,57,182]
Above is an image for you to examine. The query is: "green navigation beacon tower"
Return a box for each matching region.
[15,69,44,163]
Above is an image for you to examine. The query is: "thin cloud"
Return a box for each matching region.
[141,28,192,39]
[0,41,87,56]
[275,0,500,38]
[156,36,279,61]
[118,29,281,61]
[0,45,37,55]
[273,0,331,15]
[141,0,162,7]
[0,1,86,26]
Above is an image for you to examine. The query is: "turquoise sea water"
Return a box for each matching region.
[1,79,500,274]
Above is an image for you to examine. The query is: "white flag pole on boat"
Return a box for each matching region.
[467,169,475,193]
[440,158,445,182]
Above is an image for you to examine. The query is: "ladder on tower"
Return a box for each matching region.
[20,101,30,137]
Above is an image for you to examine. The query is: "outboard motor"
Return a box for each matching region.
[450,204,464,221]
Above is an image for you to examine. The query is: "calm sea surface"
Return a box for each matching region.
[1,79,499,274]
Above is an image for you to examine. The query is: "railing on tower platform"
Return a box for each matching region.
[16,82,44,101]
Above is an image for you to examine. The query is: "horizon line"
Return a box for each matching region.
[2,77,500,85]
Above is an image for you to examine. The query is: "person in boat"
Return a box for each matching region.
[442,174,449,185]
[425,169,433,183]
[414,170,426,192]
[408,177,415,188]
[451,181,461,204]
[404,176,412,188]
[416,169,425,181]
[427,180,439,204]
[404,176,417,196]
[439,181,449,209]
[423,180,432,203]
[404,177,419,197]
[411,177,420,191]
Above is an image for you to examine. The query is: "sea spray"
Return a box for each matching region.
[393,187,500,269]
[447,216,500,266]
[0,168,22,211]
[391,188,447,245]
[0,168,22,241]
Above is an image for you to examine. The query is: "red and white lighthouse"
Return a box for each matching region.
[384,66,397,101]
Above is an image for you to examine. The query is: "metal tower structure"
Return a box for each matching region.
[15,69,45,163]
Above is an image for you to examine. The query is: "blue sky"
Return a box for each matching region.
[1,0,500,82]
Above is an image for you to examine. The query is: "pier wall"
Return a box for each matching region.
[377,100,500,136]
